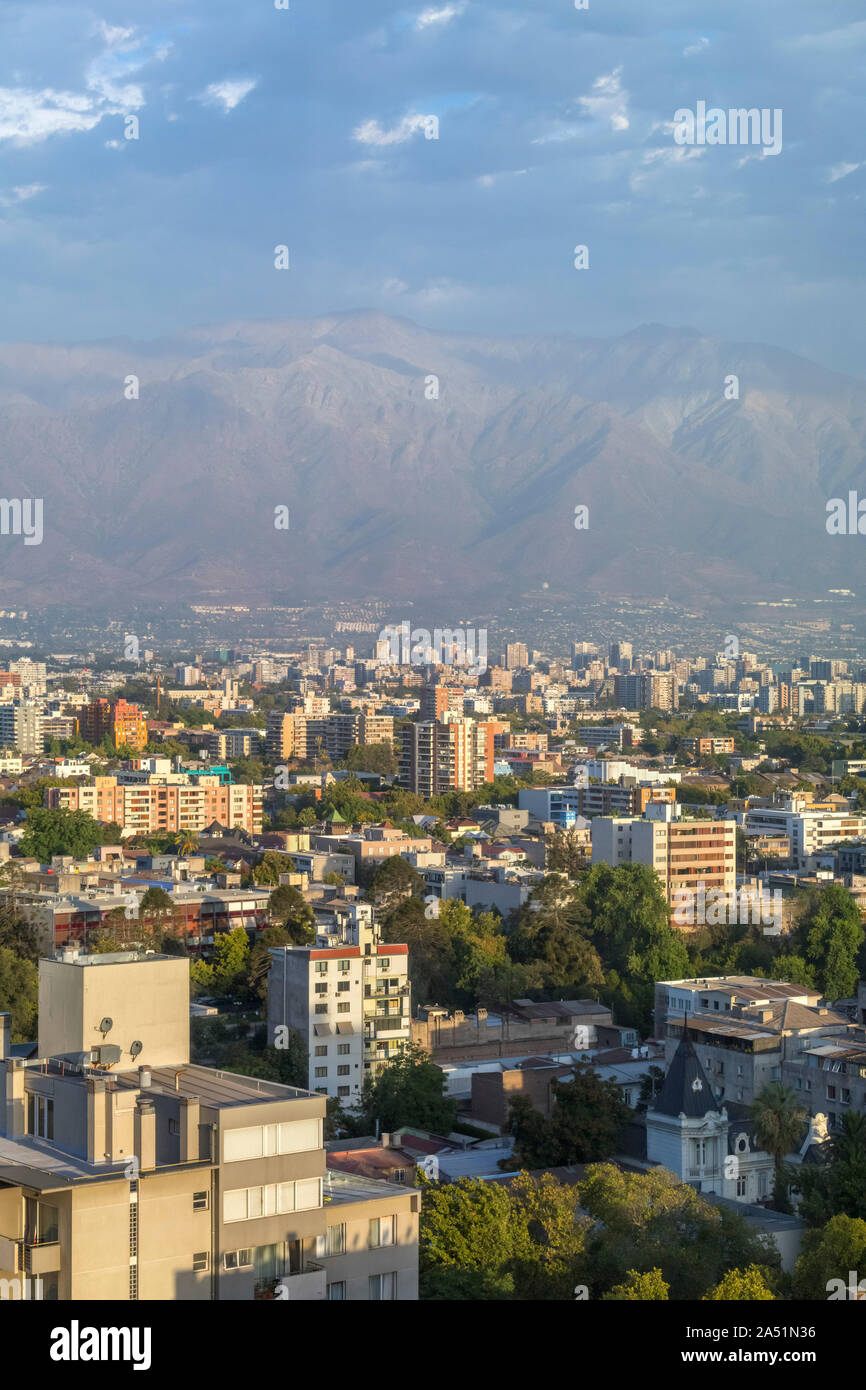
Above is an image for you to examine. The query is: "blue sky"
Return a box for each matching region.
[0,0,863,374]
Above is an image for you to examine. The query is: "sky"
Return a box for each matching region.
[0,0,863,376]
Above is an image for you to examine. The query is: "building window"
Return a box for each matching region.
[225,1249,253,1269]
[315,983,328,995]
[328,1281,346,1300]
[168,1118,180,1136]
[315,1004,328,1015]
[314,1067,328,1078]
[337,982,350,993]
[337,1002,351,1014]
[316,1225,345,1258]
[369,1271,396,1300]
[338,960,351,974]
[193,1191,209,1211]
[27,1094,54,1141]
[337,1086,350,1098]
[224,1179,321,1222]
[193,1252,209,1272]
[335,1065,349,1077]
[223,1119,321,1162]
[315,962,328,974]
[736,1177,747,1198]
[337,1043,350,1056]
[379,959,390,971]
[315,1046,328,1057]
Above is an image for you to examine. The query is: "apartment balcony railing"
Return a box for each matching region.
[0,1236,61,1276]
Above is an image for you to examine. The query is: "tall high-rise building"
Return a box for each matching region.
[505,643,529,670]
[398,718,494,795]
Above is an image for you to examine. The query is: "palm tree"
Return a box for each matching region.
[751,1082,807,1212]
[173,830,199,857]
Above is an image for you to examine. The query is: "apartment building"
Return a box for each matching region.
[398,718,495,796]
[683,736,736,757]
[46,777,263,836]
[111,699,148,753]
[592,805,736,903]
[0,701,45,756]
[313,824,435,869]
[266,710,393,764]
[614,671,678,712]
[420,684,464,722]
[0,952,418,1301]
[268,902,410,1106]
[744,799,866,869]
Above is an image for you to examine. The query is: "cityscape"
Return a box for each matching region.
[0,0,862,1358]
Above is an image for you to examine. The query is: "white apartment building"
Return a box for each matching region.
[592,805,736,903]
[744,800,866,869]
[267,903,410,1107]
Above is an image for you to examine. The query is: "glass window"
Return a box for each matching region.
[193,1252,209,1272]
[368,1218,380,1249]
[224,1127,263,1162]
[277,1119,320,1154]
[277,1183,295,1214]
[224,1189,247,1223]
[193,1191,209,1211]
[328,1281,345,1300]
[295,1178,322,1211]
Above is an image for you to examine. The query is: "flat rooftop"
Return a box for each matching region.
[47,950,182,967]
[111,1064,316,1107]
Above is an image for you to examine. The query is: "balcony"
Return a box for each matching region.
[255,1262,326,1302]
[0,1237,60,1276]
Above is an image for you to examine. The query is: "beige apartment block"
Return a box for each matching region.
[0,954,418,1302]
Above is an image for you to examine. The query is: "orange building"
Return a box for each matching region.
[111,698,148,752]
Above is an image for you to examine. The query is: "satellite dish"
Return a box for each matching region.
[130,1040,143,1058]
[99,1017,113,1035]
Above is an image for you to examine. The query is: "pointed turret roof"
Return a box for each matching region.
[653,1019,719,1118]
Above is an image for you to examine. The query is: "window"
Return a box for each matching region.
[315,983,328,995]
[168,1118,180,1136]
[315,1066,328,1078]
[316,1225,345,1257]
[338,960,351,974]
[224,1249,253,1269]
[827,1085,837,1100]
[224,1179,321,1222]
[193,1252,209,1272]
[27,1094,54,1141]
[315,961,328,974]
[337,1002,351,1014]
[315,1046,328,1057]
[337,982,350,993]
[193,1191,209,1211]
[328,1281,346,1300]
[337,1065,350,1077]
[315,1004,328,1015]
[338,1086,350,1098]
[369,1271,396,1300]
[337,1044,350,1056]
[224,1119,321,1162]
[736,1177,747,1198]
[379,959,390,971]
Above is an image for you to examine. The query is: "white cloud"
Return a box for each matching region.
[0,87,107,144]
[828,161,861,183]
[199,78,258,114]
[0,183,45,206]
[353,113,434,146]
[98,22,137,49]
[578,67,630,132]
[415,4,466,29]
[477,168,527,187]
[683,36,710,57]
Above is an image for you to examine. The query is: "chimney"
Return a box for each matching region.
[178,1095,200,1162]
[380,1132,391,1149]
[86,1077,108,1163]
[4,1058,26,1137]
[134,1099,157,1173]
[138,1064,152,1090]
[0,1013,10,1062]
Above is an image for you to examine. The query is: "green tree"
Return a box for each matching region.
[366,856,423,915]
[346,742,397,776]
[211,926,250,996]
[19,806,105,862]
[507,1065,630,1168]
[360,1042,456,1135]
[704,1265,776,1300]
[796,883,864,999]
[0,946,38,1040]
[792,1213,866,1300]
[601,1268,669,1300]
[267,884,315,944]
[750,1082,807,1212]
[506,877,604,997]
[795,1110,866,1226]
[578,1164,780,1300]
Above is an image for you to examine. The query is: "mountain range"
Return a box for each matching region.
[0,310,863,608]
